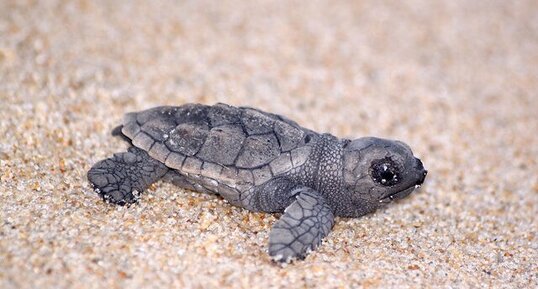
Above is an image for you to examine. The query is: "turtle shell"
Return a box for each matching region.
[119,103,316,191]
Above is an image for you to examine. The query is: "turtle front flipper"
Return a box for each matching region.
[87,147,168,205]
[268,187,335,262]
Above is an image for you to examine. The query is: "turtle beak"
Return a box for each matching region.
[414,158,427,186]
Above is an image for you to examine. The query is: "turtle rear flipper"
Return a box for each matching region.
[87,147,168,205]
[111,125,133,144]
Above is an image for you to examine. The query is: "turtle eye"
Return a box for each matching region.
[371,158,401,186]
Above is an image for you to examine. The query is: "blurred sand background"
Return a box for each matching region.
[1,0,537,288]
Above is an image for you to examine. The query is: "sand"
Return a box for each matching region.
[1,0,537,288]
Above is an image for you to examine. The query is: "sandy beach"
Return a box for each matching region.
[1,0,537,288]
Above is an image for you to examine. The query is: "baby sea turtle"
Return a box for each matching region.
[87,103,427,262]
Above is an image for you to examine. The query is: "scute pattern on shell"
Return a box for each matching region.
[121,103,313,192]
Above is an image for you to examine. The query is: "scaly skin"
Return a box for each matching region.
[88,103,427,262]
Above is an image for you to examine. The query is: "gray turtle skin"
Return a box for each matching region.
[88,103,427,262]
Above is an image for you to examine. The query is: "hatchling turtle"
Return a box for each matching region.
[87,103,427,262]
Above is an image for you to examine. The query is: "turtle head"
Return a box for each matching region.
[340,137,427,217]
